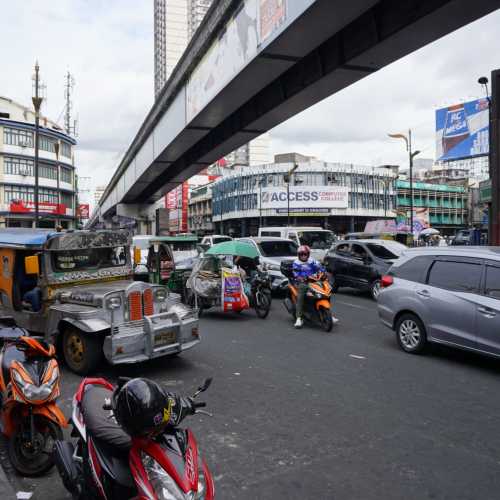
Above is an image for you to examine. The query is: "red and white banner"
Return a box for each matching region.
[10,200,67,215]
[77,204,90,219]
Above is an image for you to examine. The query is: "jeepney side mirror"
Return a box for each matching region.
[133,247,141,265]
[25,255,40,276]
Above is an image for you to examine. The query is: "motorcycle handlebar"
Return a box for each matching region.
[192,401,206,409]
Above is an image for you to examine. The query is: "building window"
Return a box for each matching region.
[39,187,59,204]
[4,157,34,176]
[60,192,73,208]
[61,142,71,158]
[3,127,34,147]
[39,164,58,180]
[60,167,72,184]
[4,185,34,203]
[39,135,57,153]
[4,185,61,205]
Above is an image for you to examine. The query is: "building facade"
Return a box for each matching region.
[212,162,397,237]
[0,97,77,229]
[188,182,214,234]
[395,180,468,234]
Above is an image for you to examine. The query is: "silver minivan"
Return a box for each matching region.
[378,247,500,357]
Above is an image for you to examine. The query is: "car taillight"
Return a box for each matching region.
[380,275,394,288]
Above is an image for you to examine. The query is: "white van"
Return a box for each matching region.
[257,227,336,260]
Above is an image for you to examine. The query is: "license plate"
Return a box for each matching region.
[154,331,176,346]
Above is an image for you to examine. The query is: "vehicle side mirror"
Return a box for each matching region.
[199,377,212,392]
[24,255,39,276]
[133,247,141,265]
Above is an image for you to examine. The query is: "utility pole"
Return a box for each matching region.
[32,62,44,229]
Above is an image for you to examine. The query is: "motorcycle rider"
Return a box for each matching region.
[292,245,338,328]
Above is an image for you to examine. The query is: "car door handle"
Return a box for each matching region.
[478,306,497,317]
[417,290,430,298]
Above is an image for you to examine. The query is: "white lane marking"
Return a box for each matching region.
[349,354,366,360]
[336,300,373,311]
[233,372,241,376]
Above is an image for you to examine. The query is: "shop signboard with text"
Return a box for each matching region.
[261,186,349,211]
[10,200,67,215]
[77,204,90,219]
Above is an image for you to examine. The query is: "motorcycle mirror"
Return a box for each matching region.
[193,377,213,397]
[200,377,212,392]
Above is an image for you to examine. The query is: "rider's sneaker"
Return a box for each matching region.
[332,316,340,324]
[294,317,303,328]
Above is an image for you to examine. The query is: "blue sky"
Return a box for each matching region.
[1,2,499,204]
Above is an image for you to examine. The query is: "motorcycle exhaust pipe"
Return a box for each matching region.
[53,440,80,496]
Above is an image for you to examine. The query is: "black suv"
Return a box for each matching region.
[324,239,407,299]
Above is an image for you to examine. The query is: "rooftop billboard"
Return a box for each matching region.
[435,98,489,161]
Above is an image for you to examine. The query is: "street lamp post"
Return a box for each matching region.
[32,62,44,228]
[284,163,299,227]
[388,131,420,237]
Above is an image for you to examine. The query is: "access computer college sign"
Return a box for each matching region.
[261,186,348,214]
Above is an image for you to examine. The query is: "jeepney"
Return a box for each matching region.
[0,228,200,375]
[132,234,200,300]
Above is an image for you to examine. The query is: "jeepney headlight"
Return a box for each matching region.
[154,288,167,302]
[106,296,122,310]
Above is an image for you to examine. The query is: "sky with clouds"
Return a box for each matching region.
[1,2,499,206]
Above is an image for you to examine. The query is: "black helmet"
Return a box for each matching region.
[113,378,174,437]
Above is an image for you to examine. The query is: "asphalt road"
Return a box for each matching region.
[17,289,500,499]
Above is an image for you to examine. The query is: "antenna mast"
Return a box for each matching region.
[64,71,77,136]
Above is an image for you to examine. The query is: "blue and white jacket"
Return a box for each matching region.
[292,257,324,281]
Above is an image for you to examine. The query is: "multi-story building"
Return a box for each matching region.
[212,159,397,237]
[188,182,214,234]
[395,180,468,235]
[93,185,107,207]
[0,96,77,229]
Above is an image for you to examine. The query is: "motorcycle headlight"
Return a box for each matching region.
[106,295,122,310]
[11,366,59,402]
[142,452,188,500]
[315,292,324,299]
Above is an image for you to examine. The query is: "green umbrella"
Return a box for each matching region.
[206,240,259,258]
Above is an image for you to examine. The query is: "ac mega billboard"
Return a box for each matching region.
[261,186,348,212]
[435,98,489,161]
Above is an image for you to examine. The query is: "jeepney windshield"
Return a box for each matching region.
[52,246,127,271]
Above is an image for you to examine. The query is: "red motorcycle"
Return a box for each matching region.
[53,376,215,499]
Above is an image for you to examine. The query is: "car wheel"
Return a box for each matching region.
[370,280,381,300]
[395,313,427,354]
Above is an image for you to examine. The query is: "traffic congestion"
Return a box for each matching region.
[0,224,497,499]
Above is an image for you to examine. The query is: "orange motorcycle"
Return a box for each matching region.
[0,329,66,476]
[284,272,334,332]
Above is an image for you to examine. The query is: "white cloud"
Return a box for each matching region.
[1,2,499,207]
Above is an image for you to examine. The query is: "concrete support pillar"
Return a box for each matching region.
[490,69,500,244]
[350,216,355,233]
[241,218,247,237]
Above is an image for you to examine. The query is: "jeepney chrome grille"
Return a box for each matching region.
[143,288,154,316]
[128,291,143,321]
[113,320,145,337]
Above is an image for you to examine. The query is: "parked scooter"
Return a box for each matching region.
[249,270,272,318]
[0,328,66,476]
[54,376,215,499]
[282,267,334,332]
